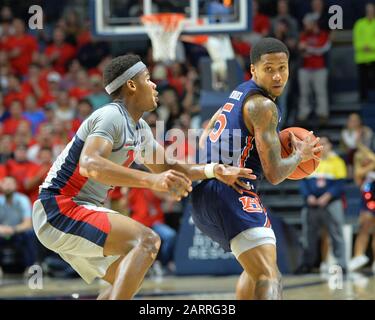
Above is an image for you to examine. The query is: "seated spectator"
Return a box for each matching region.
[0,18,38,76]
[6,144,38,195]
[0,52,11,94]
[77,32,110,70]
[70,98,93,133]
[44,27,76,75]
[296,137,347,274]
[167,62,188,98]
[51,117,73,146]
[27,124,64,162]
[2,100,30,135]
[63,9,82,46]
[349,143,375,273]
[34,71,62,107]
[0,135,13,164]
[340,113,373,176]
[128,187,177,274]
[22,94,46,135]
[87,74,111,110]
[3,75,29,108]
[0,91,9,122]
[68,69,92,101]
[50,90,75,122]
[22,63,50,107]
[24,147,53,204]
[0,176,37,273]
[13,120,35,148]
[157,87,182,131]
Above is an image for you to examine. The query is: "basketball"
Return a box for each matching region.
[279,127,322,180]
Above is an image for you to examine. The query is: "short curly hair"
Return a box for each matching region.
[103,54,142,97]
[250,37,289,65]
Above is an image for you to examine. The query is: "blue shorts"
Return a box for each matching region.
[191,179,272,252]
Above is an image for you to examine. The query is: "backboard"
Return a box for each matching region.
[91,0,251,37]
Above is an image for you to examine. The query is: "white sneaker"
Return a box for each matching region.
[348,255,370,271]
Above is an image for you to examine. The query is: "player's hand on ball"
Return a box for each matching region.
[214,164,256,194]
[151,170,192,201]
[290,131,323,162]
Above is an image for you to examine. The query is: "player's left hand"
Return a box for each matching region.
[213,164,256,194]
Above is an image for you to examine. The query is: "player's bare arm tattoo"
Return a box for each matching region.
[246,96,302,184]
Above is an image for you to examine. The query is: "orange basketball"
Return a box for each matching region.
[279,127,322,180]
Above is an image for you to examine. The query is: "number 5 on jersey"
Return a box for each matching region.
[209,103,234,143]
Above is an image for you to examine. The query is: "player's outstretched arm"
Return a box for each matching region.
[79,136,191,201]
[144,143,256,194]
[243,95,322,185]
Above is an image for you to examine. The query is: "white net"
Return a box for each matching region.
[141,13,185,63]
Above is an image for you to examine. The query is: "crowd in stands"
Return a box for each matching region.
[0,0,374,278]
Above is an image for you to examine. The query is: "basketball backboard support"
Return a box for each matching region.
[90,0,251,38]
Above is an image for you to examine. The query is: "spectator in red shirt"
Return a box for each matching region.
[3,75,30,108]
[5,144,38,194]
[128,187,176,271]
[241,0,271,48]
[22,63,49,106]
[2,100,30,135]
[1,19,38,76]
[13,120,35,149]
[35,71,63,107]
[297,13,331,125]
[68,69,92,101]
[252,0,271,37]
[44,27,76,74]
[24,147,53,204]
[167,63,188,98]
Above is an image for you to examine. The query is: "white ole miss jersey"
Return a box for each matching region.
[40,101,155,205]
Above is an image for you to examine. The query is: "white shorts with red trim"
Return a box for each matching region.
[32,197,120,284]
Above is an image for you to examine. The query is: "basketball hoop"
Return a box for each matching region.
[141,13,186,63]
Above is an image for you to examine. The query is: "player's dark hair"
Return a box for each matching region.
[250,38,289,65]
[103,54,142,98]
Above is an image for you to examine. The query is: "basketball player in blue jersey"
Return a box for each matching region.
[32,54,255,300]
[193,38,323,300]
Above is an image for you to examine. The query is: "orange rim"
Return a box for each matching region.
[141,13,185,31]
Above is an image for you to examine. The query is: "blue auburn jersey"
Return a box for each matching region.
[203,79,282,191]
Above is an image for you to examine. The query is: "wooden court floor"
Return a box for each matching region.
[0,270,374,300]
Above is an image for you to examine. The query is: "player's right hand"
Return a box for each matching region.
[149,170,192,201]
[290,131,323,162]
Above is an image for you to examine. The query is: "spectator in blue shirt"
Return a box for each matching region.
[0,176,37,273]
[296,137,347,274]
